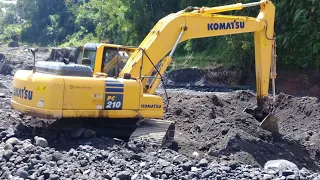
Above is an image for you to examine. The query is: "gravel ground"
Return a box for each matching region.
[1,129,320,180]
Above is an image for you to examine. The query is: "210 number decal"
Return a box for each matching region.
[104,94,123,110]
[106,101,122,109]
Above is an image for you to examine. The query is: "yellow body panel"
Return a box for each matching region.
[12,70,64,111]
[11,70,163,119]
[93,45,105,74]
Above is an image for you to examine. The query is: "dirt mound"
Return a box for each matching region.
[0,47,83,75]
[164,67,245,86]
[165,66,320,98]
[47,47,82,63]
[156,89,320,171]
[0,47,51,75]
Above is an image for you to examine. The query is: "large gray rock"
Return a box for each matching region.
[5,137,20,145]
[70,128,86,139]
[0,61,13,75]
[82,129,96,139]
[0,53,4,60]
[264,159,299,172]
[8,41,19,47]
[34,136,48,148]
[47,47,82,63]
[116,171,131,180]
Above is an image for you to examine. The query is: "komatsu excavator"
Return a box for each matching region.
[11,0,279,147]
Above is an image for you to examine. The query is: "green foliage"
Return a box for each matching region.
[273,0,320,69]
[0,2,20,44]
[122,0,180,44]
[0,24,22,44]
[175,0,258,71]
[16,0,76,45]
[0,0,319,70]
[74,0,132,44]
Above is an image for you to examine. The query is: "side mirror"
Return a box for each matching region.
[28,48,39,73]
[82,58,92,66]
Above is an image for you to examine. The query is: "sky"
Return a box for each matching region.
[0,0,17,4]
[0,0,16,13]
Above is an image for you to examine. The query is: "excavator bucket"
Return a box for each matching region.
[259,113,279,135]
[244,107,279,136]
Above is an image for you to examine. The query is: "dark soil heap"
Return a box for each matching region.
[157,89,320,171]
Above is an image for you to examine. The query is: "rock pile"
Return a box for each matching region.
[1,134,318,180]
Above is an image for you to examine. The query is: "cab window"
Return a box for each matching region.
[82,50,96,69]
[102,48,130,76]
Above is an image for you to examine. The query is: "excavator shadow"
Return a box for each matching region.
[7,118,137,152]
[221,133,320,171]
[11,117,174,152]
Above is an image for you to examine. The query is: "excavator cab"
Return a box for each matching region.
[102,49,130,77]
[81,43,136,77]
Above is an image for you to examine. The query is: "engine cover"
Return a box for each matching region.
[35,61,93,77]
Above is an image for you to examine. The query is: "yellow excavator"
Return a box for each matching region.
[11,0,279,147]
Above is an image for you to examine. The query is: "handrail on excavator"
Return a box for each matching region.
[184,0,268,14]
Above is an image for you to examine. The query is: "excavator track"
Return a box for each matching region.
[25,117,175,148]
[129,119,175,147]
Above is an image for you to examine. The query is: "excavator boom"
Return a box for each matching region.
[120,1,275,98]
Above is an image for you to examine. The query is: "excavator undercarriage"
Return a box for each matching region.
[38,117,175,147]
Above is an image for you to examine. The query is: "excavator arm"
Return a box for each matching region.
[119,0,279,134]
